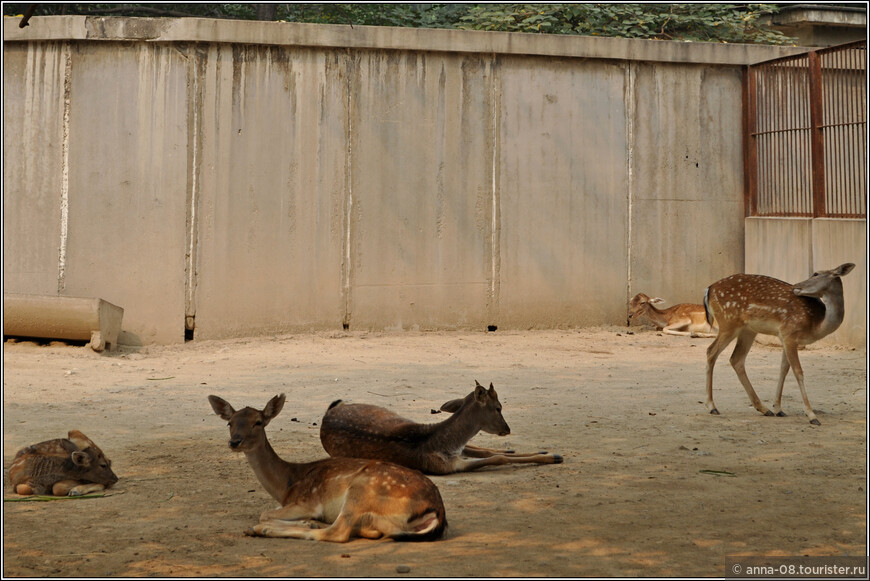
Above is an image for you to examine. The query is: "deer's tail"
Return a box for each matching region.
[390,510,447,542]
[703,287,714,327]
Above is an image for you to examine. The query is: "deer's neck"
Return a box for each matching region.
[424,407,482,454]
[812,289,846,340]
[645,304,672,327]
[243,437,295,504]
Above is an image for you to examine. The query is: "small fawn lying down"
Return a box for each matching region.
[209,394,447,542]
[320,381,563,474]
[628,292,717,337]
[9,430,118,496]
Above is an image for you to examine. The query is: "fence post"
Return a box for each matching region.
[742,65,758,218]
[808,50,826,218]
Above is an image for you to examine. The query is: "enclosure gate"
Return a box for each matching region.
[744,40,866,218]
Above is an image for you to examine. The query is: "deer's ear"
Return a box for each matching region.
[650,297,665,304]
[68,430,95,450]
[262,394,286,424]
[836,263,855,276]
[440,398,463,414]
[208,395,236,421]
[70,451,90,467]
[473,383,488,404]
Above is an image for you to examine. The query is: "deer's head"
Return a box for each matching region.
[208,394,285,453]
[440,381,510,436]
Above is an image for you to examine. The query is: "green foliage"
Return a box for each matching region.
[456,3,795,45]
[2,3,795,45]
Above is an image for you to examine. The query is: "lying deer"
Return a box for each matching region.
[9,430,118,496]
[208,394,447,542]
[319,381,563,474]
[704,263,855,425]
[628,292,717,337]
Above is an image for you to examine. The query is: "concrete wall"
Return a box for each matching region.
[745,217,866,347]
[9,16,854,345]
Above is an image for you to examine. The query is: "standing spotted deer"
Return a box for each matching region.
[208,394,446,542]
[628,293,718,337]
[703,263,855,425]
[9,430,118,496]
[320,381,563,474]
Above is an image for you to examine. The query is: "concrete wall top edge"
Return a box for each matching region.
[5,15,809,65]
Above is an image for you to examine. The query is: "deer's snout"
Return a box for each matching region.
[229,436,244,449]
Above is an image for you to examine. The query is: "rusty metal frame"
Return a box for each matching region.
[743,40,866,219]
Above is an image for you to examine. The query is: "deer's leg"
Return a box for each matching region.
[729,329,773,417]
[452,451,563,472]
[463,445,557,458]
[260,503,318,523]
[783,341,819,425]
[705,328,739,415]
[662,322,692,336]
[771,349,791,417]
[69,483,107,496]
[462,444,515,457]
[52,480,103,496]
[14,483,35,495]
[251,513,356,542]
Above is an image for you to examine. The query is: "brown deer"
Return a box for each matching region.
[208,394,447,542]
[319,381,563,474]
[628,293,717,337]
[703,263,855,425]
[9,430,118,496]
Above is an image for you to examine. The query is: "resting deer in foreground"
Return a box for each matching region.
[703,263,855,425]
[208,394,446,542]
[9,430,118,496]
[320,381,563,475]
[628,293,718,337]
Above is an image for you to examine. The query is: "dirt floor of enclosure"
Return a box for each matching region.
[2,328,867,577]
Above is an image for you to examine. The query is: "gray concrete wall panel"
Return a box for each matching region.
[812,219,866,347]
[3,43,66,295]
[629,64,746,307]
[348,51,494,330]
[194,46,347,339]
[60,43,189,345]
[498,58,628,328]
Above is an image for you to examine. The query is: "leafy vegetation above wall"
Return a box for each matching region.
[3,3,796,45]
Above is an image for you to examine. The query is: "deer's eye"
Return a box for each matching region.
[255,420,263,427]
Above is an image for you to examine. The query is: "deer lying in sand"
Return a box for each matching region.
[9,430,118,496]
[208,394,446,542]
[319,381,563,475]
[628,292,717,337]
[704,263,855,425]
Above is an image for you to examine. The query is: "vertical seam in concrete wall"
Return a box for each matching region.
[624,61,636,314]
[185,45,204,330]
[341,50,355,328]
[57,41,72,294]
[489,56,501,325]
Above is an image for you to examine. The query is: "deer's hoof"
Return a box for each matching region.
[552,454,564,464]
[810,418,821,426]
[776,411,787,417]
[244,527,258,537]
[709,408,720,415]
[763,410,775,417]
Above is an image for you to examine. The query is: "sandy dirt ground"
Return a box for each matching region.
[2,327,866,577]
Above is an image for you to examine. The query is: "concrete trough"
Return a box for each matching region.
[3,294,124,352]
